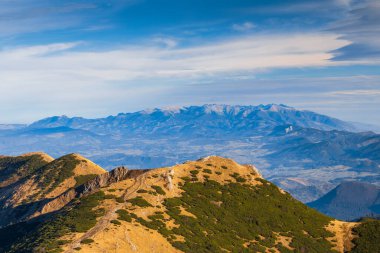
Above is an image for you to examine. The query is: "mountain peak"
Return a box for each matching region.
[309,181,380,221]
[19,152,54,162]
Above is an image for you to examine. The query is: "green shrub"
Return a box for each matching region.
[104,194,116,199]
[351,219,380,253]
[116,197,125,203]
[81,239,94,244]
[151,185,166,195]
[116,209,133,222]
[111,220,121,225]
[127,197,152,207]
[190,170,199,176]
[203,169,212,174]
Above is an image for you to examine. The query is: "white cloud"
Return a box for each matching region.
[329,89,380,96]
[152,37,178,48]
[232,22,255,32]
[0,33,350,86]
[0,32,353,122]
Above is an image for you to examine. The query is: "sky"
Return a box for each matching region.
[0,0,379,125]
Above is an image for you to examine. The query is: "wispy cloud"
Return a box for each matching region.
[330,0,380,61]
[152,37,178,48]
[232,22,255,32]
[328,89,380,96]
[0,0,137,37]
[0,33,349,87]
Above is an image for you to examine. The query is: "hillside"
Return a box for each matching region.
[0,152,53,188]
[308,181,380,221]
[0,155,378,253]
[0,153,106,228]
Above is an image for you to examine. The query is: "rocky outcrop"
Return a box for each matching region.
[38,189,76,216]
[34,167,148,218]
[244,164,262,177]
[0,166,148,229]
[77,166,148,197]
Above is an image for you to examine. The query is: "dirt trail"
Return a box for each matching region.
[65,174,147,253]
[326,220,358,253]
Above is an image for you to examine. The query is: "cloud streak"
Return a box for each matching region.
[232,22,255,32]
[0,33,349,86]
[330,0,380,61]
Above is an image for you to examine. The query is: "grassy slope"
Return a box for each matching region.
[350,219,380,253]
[136,178,336,253]
[0,156,378,253]
[0,154,50,187]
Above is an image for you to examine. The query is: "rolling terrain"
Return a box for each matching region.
[0,104,379,202]
[308,181,380,221]
[0,154,379,253]
[0,153,106,228]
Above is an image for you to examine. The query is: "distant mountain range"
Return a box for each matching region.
[308,181,380,221]
[27,104,360,134]
[0,104,379,202]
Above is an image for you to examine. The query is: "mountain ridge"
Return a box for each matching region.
[0,154,378,253]
[27,104,359,133]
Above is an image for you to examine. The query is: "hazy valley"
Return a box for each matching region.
[1,104,379,203]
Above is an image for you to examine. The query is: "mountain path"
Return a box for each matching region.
[64,174,147,253]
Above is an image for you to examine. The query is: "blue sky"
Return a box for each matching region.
[0,0,379,124]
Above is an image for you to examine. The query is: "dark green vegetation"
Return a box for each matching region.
[142,179,336,253]
[0,154,49,187]
[202,169,212,174]
[111,219,121,225]
[35,154,80,196]
[351,219,380,253]
[116,197,125,203]
[0,191,107,253]
[127,196,152,207]
[81,239,94,244]
[116,209,133,222]
[74,174,98,187]
[151,185,166,195]
[230,172,247,183]
[190,170,199,176]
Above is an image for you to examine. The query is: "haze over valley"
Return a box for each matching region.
[1,104,379,203]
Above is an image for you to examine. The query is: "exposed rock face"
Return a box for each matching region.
[77,167,148,197]
[244,164,262,177]
[0,166,148,228]
[38,189,77,216]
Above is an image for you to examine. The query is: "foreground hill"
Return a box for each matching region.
[0,152,54,188]
[308,181,380,221]
[0,153,106,228]
[0,155,379,253]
